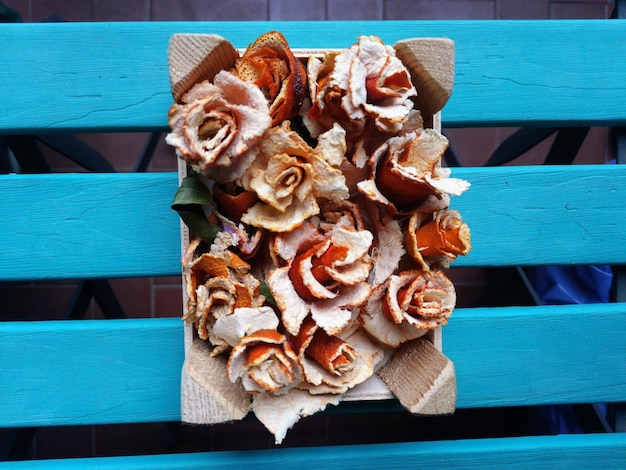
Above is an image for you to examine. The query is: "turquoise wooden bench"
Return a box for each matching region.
[2,18,626,468]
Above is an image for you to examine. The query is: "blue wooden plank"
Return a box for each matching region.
[447,303,626,408]
[1,302,625,427]
[0,172,182,281]
[2,165,626,280]
[1,20,625,133]
[451,164,626,267]
[1,18,624,470]
[2,431,626,469]
[0,318,184,427]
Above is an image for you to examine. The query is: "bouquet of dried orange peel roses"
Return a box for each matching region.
[166,31,471,444]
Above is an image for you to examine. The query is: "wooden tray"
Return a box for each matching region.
[168,34,458,425]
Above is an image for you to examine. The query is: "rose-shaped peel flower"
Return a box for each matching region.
[303,50,364,139]
[267,207,374,336]
[182,237,265,348]
[182,238,226,336]
[351,108,425,170]
[240,122,349,232]
[354,35,418,132]
[406,209,472,270]
[227,329,302,395]
[306,329,357,377]
[290,318,387,395]
[236,30,307,126]
[383,270,455,326]
[166,70,271,183]
[360,269,456,348]
[357,128,470,215]
[289,221,374,294]
[305,35,417,142]
[292,320,357,377]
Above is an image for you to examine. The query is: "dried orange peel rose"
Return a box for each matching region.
[167,31,471,444]
[239,121,349,232]
[267,201,374,336]
[357,128,470,215]
[182,235,265,353]
[305,35,417,142]
[361,269,456,348]
[227,329,303,395]
[291,318,386,395]
[406,209,472,271]
[166,71,271,183]
[236,30,307,126]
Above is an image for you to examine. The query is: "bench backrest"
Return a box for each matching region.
[1,19,626,468]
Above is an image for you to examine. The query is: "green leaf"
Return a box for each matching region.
[178,210,220,245]
[171,176,215,209]
[172,176,219,244]
[259,281,276,307]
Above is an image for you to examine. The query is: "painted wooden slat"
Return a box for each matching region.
[0,318,184,426]
[447,303,626,408]
[2,303,625,427]
[3,434,626,470]
[451,164,626,267]
[2,164,626,280]
[1,20,625,133]
[0,172,182,281]
[1,19,624,469]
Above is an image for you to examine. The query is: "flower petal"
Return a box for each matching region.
[213,306,280,347]
[251,389,340,444]
[267,266,311,335]
[310,282,369,335]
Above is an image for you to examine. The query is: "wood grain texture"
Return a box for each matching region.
[2,302,625,427]
[181,339,251,424]
[2,164,625,281]
[2,19,626,466]
[1,20,625,133]
[394,38,455,117]
[451,164,626,267]
[0,318,184,427]
[378,337,457,415]
[168,34,239,102]
[0,172,181,280]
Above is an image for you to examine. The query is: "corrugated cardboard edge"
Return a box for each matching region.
[169,33,239,102]
[394,37,455,127]
[377,336,456,415]
[181,339,251,424]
